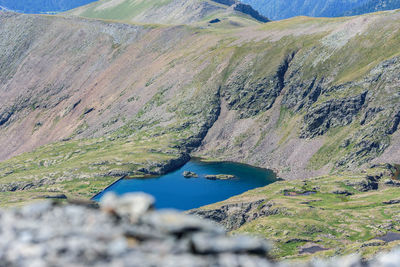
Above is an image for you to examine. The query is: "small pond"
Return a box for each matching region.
[376,232,400,242]
[299,246,329,255]
[93,158,276,210]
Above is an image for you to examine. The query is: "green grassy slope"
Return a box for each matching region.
[195,164,400,260]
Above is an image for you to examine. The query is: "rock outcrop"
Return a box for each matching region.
[300,92,367,138]
[188,199,281,231]
[183,171,199,178]
[230,2,269,22]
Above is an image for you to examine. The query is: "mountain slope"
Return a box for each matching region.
[0,0,95,13]
[67,0,269,25]
[0,10,400,207]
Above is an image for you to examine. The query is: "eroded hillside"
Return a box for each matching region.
[0,10,400,205]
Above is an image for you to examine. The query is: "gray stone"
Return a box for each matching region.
[183,171,199,178]
[0,193,397,266]
[191,233,271,255]
[100,193,155,222]
[140,210,225,236]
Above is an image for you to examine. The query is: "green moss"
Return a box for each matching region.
[307,126,355,170]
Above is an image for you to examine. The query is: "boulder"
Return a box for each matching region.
[205,174,235,180]
[183,171,199,178]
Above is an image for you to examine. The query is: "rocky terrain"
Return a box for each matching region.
[1,192,400,267]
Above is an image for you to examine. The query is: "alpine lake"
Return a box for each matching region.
[93,158,277,210]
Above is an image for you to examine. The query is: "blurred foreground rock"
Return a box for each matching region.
[0,193,399,267]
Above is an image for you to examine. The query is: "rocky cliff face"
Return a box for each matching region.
[194,13,400,178]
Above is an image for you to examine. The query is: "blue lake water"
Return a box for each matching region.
[93,159,276,210]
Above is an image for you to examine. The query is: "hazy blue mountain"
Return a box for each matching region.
[241,0,371,20]
[2,0,400,19]
[344,0,400,15]
[0,0,95,13]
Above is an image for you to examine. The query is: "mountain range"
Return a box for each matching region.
[1,0,400,20]
[242,0,400,19]
[0,0,94,13]
[344,0,400,15]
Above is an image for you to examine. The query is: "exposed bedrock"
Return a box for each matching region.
[300,91,367,138]
[197,48,400,176]
[188,199,282,231]
[223,52,295,119]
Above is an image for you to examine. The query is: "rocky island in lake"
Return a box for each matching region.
[205,174,236,180]
[183,171,199,178]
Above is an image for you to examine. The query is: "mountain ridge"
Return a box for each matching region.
[2,0,400,22]
[66,0,269,25]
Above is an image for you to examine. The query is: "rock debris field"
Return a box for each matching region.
[0,193,400,267]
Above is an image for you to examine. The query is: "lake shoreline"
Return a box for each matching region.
[91,158,277,210]
[91,155,279,201]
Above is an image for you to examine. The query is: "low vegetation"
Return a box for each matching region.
[199,164,400,260]
[0,128,187,206]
